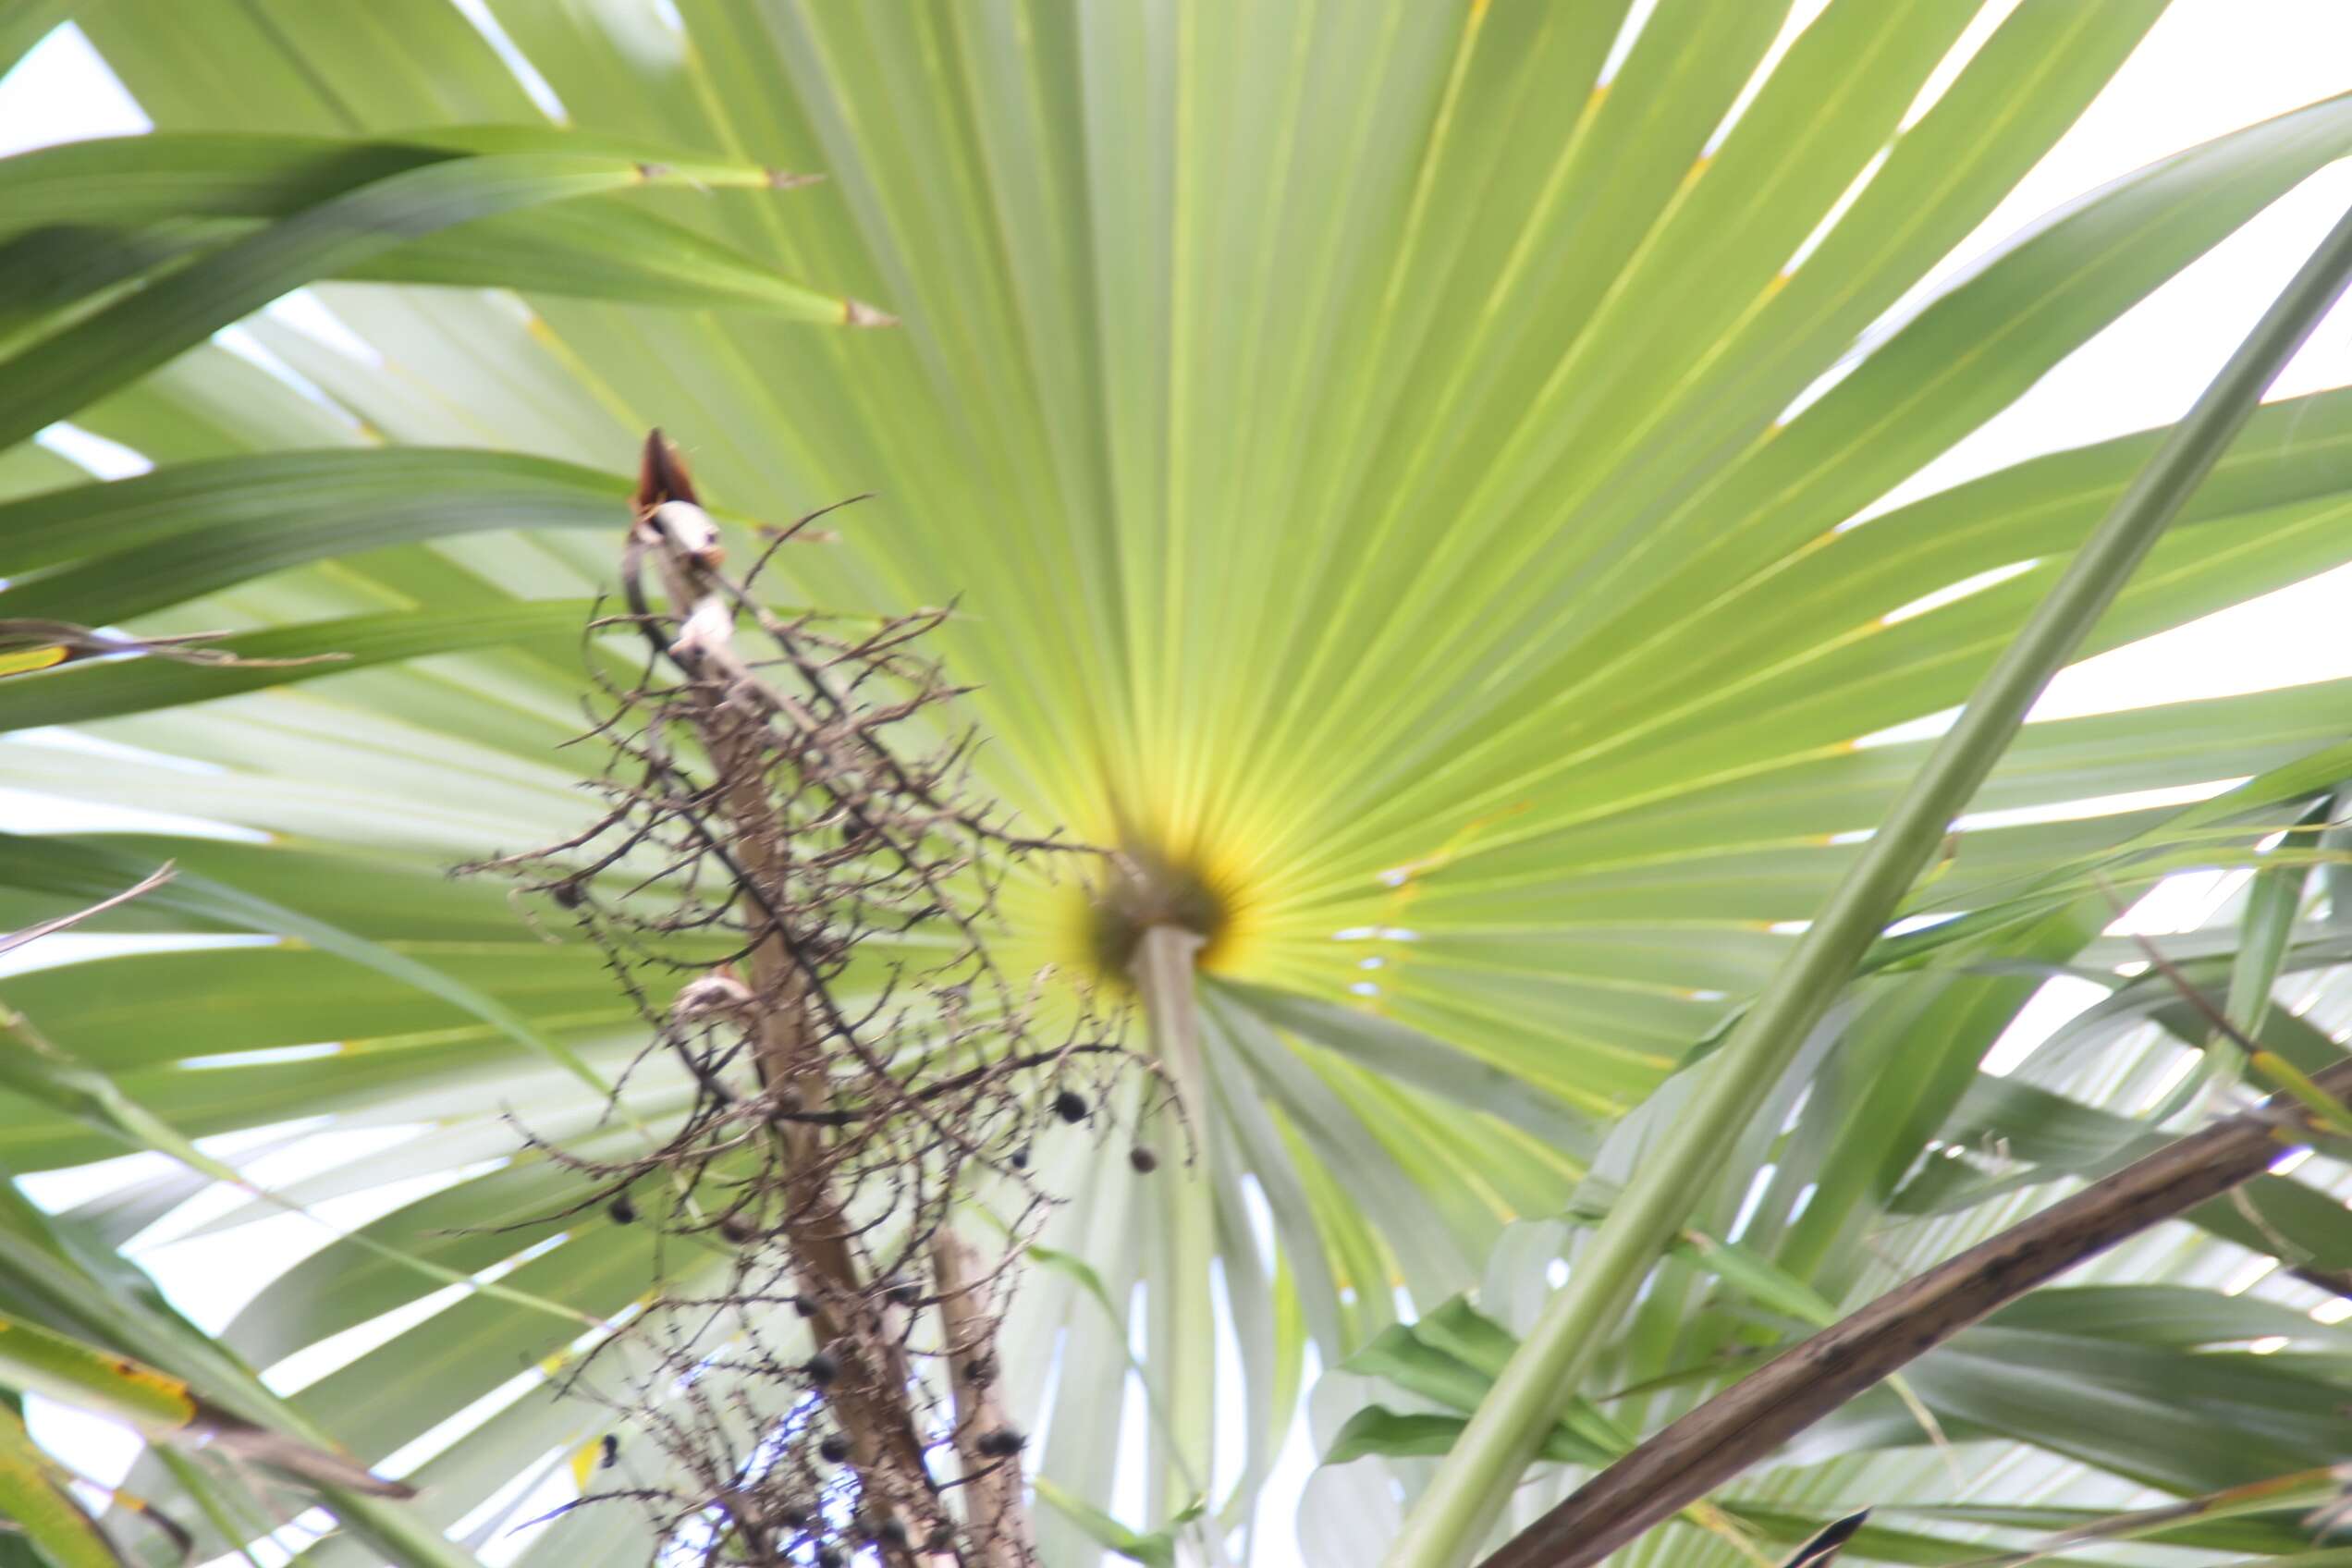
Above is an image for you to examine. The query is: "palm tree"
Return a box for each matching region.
[5,3,2352,1564]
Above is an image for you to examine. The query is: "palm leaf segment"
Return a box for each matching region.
[5,2,2352,1562]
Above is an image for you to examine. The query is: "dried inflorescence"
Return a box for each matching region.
[464,433,1156,1566]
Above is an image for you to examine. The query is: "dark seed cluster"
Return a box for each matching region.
[459,434,1171,1566]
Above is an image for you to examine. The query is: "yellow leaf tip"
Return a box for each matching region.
[843,298,899,328]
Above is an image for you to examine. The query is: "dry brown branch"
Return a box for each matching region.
[463,431,1147,1567]
[1476,1053,2352,1568]
[0,863,173,956]
[932,1230,1031,1568]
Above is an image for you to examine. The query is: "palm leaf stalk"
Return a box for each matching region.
[1386,189,2352,1568]
[1945,1469,2352,1568]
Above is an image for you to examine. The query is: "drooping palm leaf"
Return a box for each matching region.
[1393,178,2352,1566]
[1309,771,2352,1566]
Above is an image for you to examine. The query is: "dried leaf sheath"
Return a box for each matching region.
[464,433,1149,1566]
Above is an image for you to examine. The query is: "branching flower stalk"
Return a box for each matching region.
[467,433,1152,1567]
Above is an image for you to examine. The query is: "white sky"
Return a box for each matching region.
[4,4,2352,1566]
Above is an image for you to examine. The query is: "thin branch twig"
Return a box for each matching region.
[1477,1054,2352,1568]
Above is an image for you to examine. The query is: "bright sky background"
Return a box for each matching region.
[4,4,2352,1566]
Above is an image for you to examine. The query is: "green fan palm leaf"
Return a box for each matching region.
[4,2,2352,1563]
